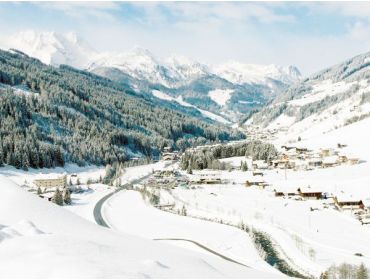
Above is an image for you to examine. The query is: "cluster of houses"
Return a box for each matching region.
[270,184,370,225]
[243,126,278,142]
[268,144,360,171]
[146,169,187,189]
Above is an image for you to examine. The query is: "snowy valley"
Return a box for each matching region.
[1,30,301,122]
[2,26,370,279]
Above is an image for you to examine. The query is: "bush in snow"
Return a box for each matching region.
[52,188,63,206]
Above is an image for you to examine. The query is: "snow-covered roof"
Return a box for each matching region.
[322,156,338,164]
[335,193,363,202]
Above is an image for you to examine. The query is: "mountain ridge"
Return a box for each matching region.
[1,30,302,121]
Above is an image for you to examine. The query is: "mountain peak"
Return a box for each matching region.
[6,30,97,69]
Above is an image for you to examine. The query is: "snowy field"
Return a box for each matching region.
[0,164,278,278]
[160,116,370,277]
[103,190,282,276]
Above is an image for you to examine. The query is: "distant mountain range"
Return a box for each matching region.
[246,50,370,142]
[2,30,302,122]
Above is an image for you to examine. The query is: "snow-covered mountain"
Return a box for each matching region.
[4,30,98,69]
[89,49,301,89]
[246,51,370,141]
[2,30,302,122]
[214,62,301,85]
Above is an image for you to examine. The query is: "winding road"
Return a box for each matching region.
[93,171,154,227]
[92,162,251,268]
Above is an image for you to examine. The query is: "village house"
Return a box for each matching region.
[297,187,324,200]
[33,175,67,189]
[274,190,285,197]
[334,195,365,210]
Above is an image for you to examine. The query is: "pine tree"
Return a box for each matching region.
[37,186,42,195]
[181,205,187,216]
[63,188,72,205]
[52,188,63,206]
[357,263,368,279]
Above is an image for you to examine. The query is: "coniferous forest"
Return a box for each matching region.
[0,49,244,170]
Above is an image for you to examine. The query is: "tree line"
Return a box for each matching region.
[180,140,278,171]
[0,49,244,170]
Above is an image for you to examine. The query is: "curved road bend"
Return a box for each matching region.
[153,238,250,268]
[93,171,154,227]
[93,162,250,268]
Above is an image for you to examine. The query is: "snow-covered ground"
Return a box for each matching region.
[102,190,282,276]
[151,90,231,124]
[0,167,279,278]
[208,89,234,106]
[163,116,370,277]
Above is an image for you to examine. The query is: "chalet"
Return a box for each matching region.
[33,175,67,189]
[274,190,285,197]
[297,187,323,200]
[334,196,364,210]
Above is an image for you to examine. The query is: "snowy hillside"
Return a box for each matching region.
[0,175,279,278]
[2,30,301,121]
[246,51,370,139]
[213,62,301,85]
